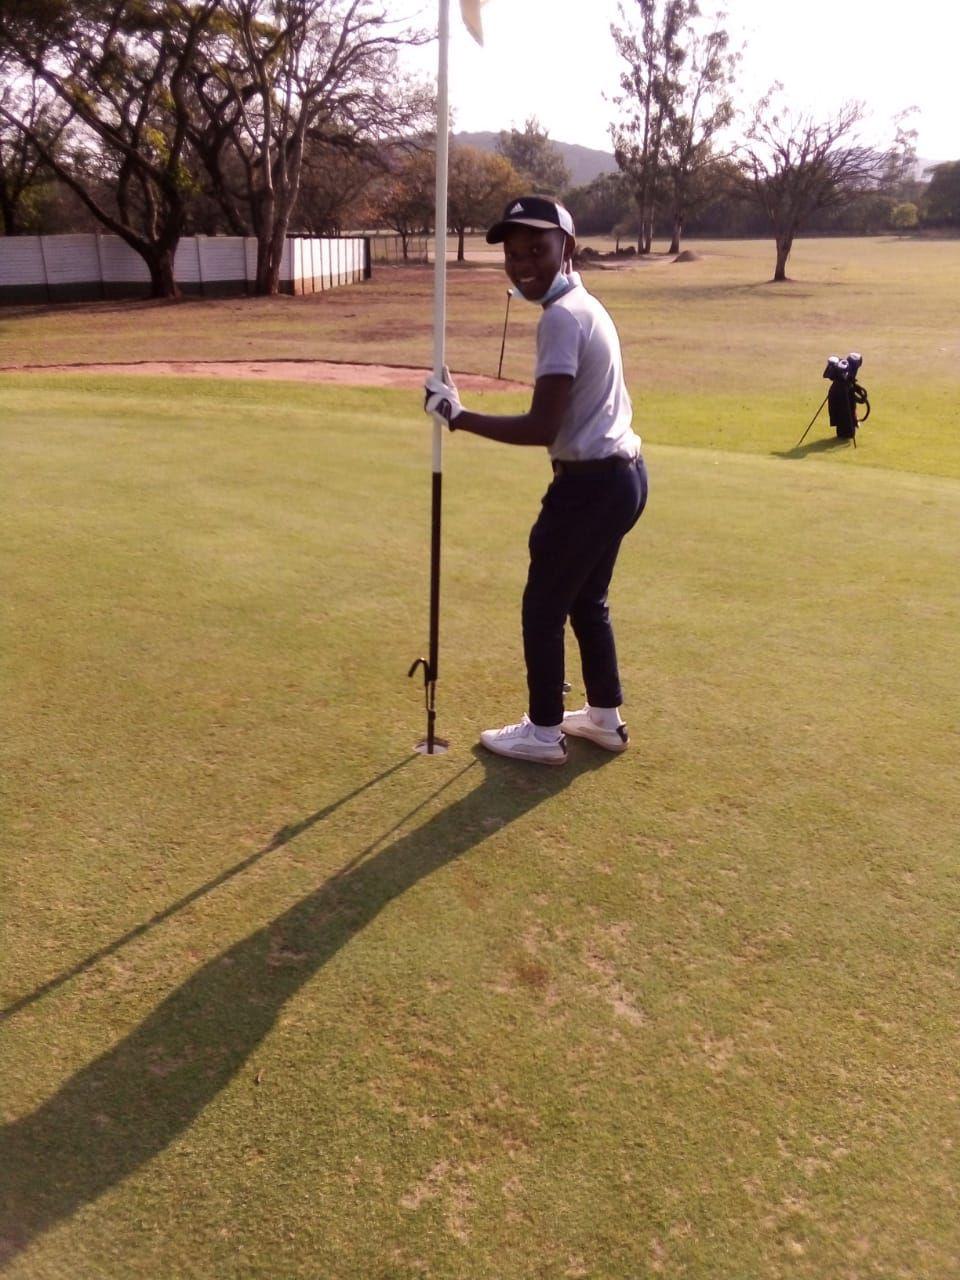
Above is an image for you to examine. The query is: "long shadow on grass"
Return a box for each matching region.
[0,744,612,1263]
[1,757,416,1024]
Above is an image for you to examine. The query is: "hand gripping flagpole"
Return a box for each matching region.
[409,0,452,755]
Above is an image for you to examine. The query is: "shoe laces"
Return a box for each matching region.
[495,715,535,739]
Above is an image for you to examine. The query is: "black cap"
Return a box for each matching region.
[486,195,576,244]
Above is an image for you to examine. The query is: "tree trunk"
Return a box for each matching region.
[253,186,277,294]
[0,181,18,235]
[668,214,682,255]
[145,245,181,299]
[773,232,793,281]
[262,217,289,296]
[457,227,465,262]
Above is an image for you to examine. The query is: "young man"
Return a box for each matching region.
[424,195,647,766]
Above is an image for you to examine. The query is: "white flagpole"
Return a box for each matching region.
[433,0,450,402]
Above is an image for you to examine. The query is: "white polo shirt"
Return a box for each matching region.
[534,274,641,462]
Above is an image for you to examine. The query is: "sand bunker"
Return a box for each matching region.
[2,358,526,391]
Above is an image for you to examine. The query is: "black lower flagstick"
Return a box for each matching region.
[407,469,447,753]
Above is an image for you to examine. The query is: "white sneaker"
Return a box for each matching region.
[479,715,568,766]
[562,706,630,753]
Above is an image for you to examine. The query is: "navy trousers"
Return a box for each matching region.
[522,455,648,727]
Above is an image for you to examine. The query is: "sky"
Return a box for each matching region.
[399,0,959,166]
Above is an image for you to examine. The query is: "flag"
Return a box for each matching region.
[459,0,488,44]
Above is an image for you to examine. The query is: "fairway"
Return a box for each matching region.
[2,239,960,1278]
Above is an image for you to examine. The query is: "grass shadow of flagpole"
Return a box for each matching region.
[0,746,613,1263]
[1,757,417,1025]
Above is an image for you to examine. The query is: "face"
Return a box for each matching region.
[502,225,571,302]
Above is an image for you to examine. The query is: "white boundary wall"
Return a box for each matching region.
[0,233,368,303]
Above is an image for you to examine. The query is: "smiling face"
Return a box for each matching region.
[502,225,572,302]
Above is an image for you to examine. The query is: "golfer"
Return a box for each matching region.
[424,195,647,765]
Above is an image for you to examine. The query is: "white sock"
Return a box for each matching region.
[532,722,563,743]
[587,704,624,730]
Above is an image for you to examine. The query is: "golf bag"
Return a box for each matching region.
[824,353,870,441]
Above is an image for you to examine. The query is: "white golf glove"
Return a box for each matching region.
[424,370,463,425]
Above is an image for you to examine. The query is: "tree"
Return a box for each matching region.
[446,144,518,261]
[890,201,919,233]
[0,74,68,234]
[882,108,920,198]
[564,170,634,235]
[735,93,886,281]
[192,0,431,295]
[924,160,960,227]
[610,0,695,254]
[495,116,568,195]
[373,146,433,259]
[659,17,737,253]
[295,142,379,234]
[0,0,220,297]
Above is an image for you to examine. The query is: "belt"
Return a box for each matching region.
[552,454,637,476]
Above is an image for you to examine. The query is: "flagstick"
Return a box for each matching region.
[410,0,450,756]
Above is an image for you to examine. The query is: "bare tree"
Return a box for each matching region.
[0,0,220,296]
[610,0,695,254]
[735,92,886,281]
[193,0,431,295]
[295,142,380,234]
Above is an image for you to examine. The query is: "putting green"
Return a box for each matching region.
[2,374,958,1276]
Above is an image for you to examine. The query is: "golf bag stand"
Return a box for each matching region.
[795,391,830,449]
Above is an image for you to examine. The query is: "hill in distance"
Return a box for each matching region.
[453,130,618,188]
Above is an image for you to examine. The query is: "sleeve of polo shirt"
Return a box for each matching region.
[535,305,582,380]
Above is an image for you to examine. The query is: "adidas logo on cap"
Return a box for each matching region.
[485,195,576,244]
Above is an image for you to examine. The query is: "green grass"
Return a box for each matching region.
[2,238,960,1278]
[2,236,958,477]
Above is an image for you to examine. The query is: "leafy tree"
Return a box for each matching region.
[372,146,433,259]
[564,170,634,236]
[923,160,960,226]
[610,0,695,254]
[0,0,220,296]
[735,92,886,281]
[495,116,568,195]
[890,201,919,232]
[192,0,432,295]
[446,144,518,260]
[659,16,737,253]
[0,74,68,234]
